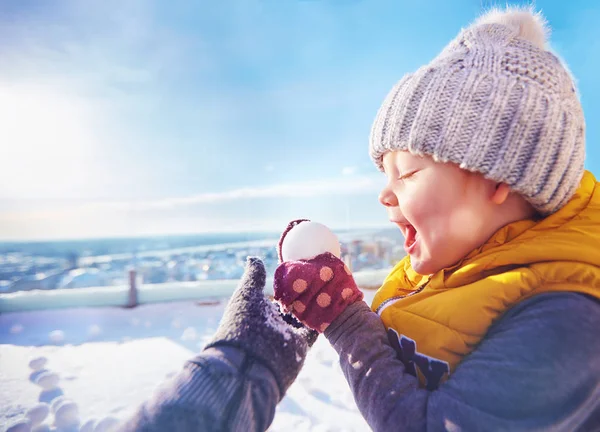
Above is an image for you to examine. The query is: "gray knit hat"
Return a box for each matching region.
[369,7,585,214]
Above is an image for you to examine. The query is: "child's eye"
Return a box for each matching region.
[398,170,418,181]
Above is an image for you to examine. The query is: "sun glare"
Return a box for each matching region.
[0,84,98,199]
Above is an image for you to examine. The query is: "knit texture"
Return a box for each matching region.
[369,7,585,214]
[204,257,314,398]
[274,252,363,333]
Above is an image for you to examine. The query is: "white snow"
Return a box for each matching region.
[79,418,96,432]
[91,416,119,432]
[6,420,32,432]
[263,300,294,341]
[25,403,49,426]
[0,290,378,431]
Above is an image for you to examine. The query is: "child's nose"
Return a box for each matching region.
[379,185,398,207]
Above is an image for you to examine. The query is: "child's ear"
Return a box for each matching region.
[491,183,511,205]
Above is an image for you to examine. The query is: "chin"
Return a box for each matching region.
[410,257,435,275]
[409,255,445,276]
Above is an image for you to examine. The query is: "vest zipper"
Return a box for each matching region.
[375,277,431,316]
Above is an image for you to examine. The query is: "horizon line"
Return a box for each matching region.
[0,222,394,244]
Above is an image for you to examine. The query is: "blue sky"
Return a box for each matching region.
[0,0,599,240]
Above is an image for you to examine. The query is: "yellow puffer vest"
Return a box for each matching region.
[372,171,600,389]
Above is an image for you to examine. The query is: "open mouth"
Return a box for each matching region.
[403,224,418,254]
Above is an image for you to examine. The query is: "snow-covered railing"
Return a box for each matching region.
[0,269,391,313]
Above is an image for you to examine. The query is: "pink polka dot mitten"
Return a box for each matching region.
[273,252,363,333]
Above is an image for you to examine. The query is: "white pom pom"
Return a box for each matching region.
[281,221,341,261]
[475,7,549,49]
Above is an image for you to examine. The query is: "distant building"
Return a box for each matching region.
[0,280,13,292]
[143,266,169,284]
[8,270,65,292]
[58,268,110,289]
[66,252,80,271]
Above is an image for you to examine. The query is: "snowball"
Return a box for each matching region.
[10,324,24,334]
[35,372,60,391]
[180,327,197,341]
[171,318,182,329]
[53,400,79,429]
[38,387,64,405]
[29,357,48,371]
[50,397,68,414]
[80,419,97,432]
[6,419,31,432]
[88,325,102,338]
[281,221,341,261]
[93,416,119,432]
[26,403,50,425]
[49,330,65,344]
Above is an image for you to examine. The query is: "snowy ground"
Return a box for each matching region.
[0,291,375,431]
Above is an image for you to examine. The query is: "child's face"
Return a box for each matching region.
[380,151,496,275]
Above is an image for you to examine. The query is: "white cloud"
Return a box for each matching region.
[84,174,384,211]
[0,175,385,240]
[342,166,357,176]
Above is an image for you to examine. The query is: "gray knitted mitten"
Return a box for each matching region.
[205,257,317,398]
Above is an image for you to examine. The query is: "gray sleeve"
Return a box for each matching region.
[325,293,600,432]
[117,346,280,432]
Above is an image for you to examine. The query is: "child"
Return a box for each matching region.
[274,7,600,431]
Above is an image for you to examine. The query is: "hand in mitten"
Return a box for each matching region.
[273,219,363,333]
[274,252,363,332]
[205,257,316,398]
